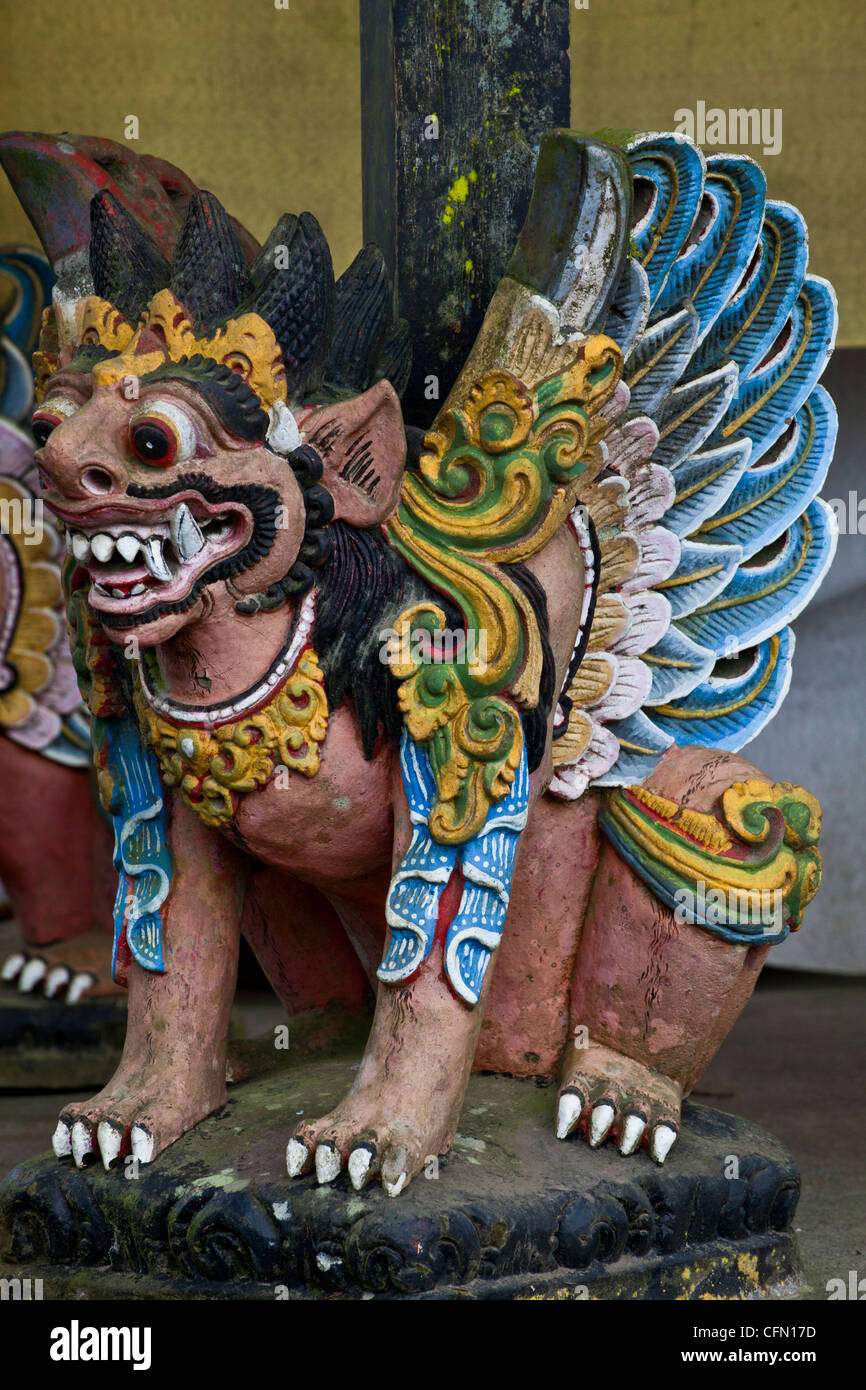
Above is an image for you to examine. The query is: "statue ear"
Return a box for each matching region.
[301,379,406,526]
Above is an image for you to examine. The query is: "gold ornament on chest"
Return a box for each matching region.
[133,649,329,828]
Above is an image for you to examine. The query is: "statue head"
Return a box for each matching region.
[31,188,411,647]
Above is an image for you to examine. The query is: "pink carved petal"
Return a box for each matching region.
[621,526,681,593]
[612,592,672,656]
[604,417,658,475]
[5,705,61,751]
[590,657,652,722]
[622,463,677,530]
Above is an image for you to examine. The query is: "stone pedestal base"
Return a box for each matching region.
[0,1015,803,1300]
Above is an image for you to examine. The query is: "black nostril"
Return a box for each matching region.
[81,467,114,495]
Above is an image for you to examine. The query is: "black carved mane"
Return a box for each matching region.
[312,522,554,772]
[89,189,412,404]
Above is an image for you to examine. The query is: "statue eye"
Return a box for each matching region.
[128,399,195,468]
[130,419,176,464]
[31,396,79,447]
[31,414,59,448]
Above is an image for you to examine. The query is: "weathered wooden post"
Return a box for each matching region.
[360,0,571,427]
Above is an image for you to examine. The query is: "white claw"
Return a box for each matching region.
[348,1147,374,1191]
[315,1145,342,1185]
[130,1125,154,1165]
[650,1123,678,1165]
[18,957,47,992]
[71,1120,93,1167]
[286,1137,309,1178]
[556,1091,584,1140]
[66,972,96,1004]
[619,1113,647,1156]
[1,952,25,982]
[383,1171,407,1198]
[52,1120,72,1158]
[97,1122,123,1170]
[44,966,71,998]
[589,1102,616,1148]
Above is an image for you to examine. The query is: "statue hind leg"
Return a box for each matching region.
[556,745,822,1163]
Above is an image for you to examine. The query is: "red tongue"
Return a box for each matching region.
[89,561,150,583]
[93,573,160,596]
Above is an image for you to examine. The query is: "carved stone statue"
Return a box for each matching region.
[0,127,835,1197]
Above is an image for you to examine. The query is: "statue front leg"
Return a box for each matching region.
[557,745,822,1163]
[287,731,530,1196]
[52,794,248,1170]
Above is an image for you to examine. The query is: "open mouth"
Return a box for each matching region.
[60,496,251,621]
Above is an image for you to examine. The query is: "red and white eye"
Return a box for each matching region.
[31,395,78,447]
[128,399,196,468]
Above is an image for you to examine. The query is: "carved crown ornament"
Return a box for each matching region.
[35,291,289,411]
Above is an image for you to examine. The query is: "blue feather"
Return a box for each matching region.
[625,306,699,416]
[712,275,837,460]
[0,248,54,354]
[0,334,35,420]
[690,201,808,379]
[652,361,739,470]
[652,155,766,342]
[655,538,742,618]
[664,438,752,537]
[643,625,717,703]
[627,134,705,312]
[698,387,837,559]
[603,258,650,358]
[649,628,795,751]
[676,498,838,656]
[593,710,674,787]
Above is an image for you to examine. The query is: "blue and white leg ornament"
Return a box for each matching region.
[378,729,530,1006]
[378,733,458,983]
[103,718,172,977]
[445,751,529,1004]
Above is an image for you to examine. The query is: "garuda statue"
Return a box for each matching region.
[0,127,835,1196]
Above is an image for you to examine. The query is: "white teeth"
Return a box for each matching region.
[143,536,172,582]
[72,534,90,561]
[170,503,205,561]
[116,534,141,562]
[90,533,115,562]
[111,587,127,598]
[130,583,146,596]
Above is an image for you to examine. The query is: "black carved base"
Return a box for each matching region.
[0,1025,803,1300]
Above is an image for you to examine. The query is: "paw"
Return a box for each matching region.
[2,948,95,1002]
[286,1093,445,1198]
[51,1083,223,1170]
[2,930,120,1002]
[556,1042,681,1164]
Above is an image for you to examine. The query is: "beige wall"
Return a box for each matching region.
[0,0,363,274]
[0,0,862,341]
[571,0,865,345]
